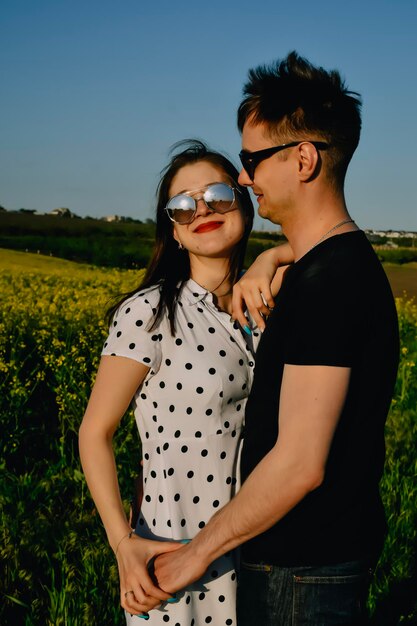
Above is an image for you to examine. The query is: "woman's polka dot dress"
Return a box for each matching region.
[102,279,259,626]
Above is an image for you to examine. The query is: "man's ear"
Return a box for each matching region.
[297,142,320,181]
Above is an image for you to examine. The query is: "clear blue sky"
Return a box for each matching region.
[1,0,416,231]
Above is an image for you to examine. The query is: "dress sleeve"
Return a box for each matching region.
[101,293,162,371]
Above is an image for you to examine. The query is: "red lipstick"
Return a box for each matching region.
[194,221,223,234]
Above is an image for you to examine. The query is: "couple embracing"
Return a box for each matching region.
[79,51,399,626]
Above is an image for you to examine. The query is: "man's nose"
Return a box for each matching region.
[238,167,253,187]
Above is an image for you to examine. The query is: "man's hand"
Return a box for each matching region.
[153,542,208,594]
[118,536,184,615]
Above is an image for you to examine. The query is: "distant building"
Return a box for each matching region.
[101,215,123,223]
[49,207,78,218]
[365,229,417,240]
[100,214,140,223]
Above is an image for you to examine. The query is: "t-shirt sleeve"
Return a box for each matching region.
[101,294,162,370]
[283,264,363,367]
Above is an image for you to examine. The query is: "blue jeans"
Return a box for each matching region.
[237,559,372,626]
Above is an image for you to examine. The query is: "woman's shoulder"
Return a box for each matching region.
[114,284,162,318]
[103,283,164,367]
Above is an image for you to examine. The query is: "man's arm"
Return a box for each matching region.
[154,364,351,591]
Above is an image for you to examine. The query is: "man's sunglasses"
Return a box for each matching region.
[239,140,329,180]
[165,182,239,225]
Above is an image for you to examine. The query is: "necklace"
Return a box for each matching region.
[308,218,355,253]
[198,276,233,298]
[215,287,233,297]
[207,285,233,298]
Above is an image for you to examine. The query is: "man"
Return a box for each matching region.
[154,51,399,625]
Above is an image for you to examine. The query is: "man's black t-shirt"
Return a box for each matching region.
[241,231,399,566]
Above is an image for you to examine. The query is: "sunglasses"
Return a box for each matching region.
[239,140,329,180]
[165,182,239,225]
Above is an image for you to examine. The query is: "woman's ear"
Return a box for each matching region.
[172,226,184,249]
[172,226,180,244]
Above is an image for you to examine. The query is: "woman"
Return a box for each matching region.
[79,140,256,625]
[79,140,290,625]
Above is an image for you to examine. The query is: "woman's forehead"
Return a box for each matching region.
[169,161,229,197]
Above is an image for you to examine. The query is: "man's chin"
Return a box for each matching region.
[257,204,268,219]
[257,203,282,225]
[257,206,274,223]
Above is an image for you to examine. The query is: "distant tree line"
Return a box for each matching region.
[0,211,287,268]
[0,212,156,268]
[0,211,415,268]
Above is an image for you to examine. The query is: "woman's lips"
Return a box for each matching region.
[194,221,223,233]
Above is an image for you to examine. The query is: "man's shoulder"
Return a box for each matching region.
[293,231,377,286]
[278,231,386,317]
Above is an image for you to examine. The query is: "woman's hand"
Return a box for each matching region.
[117,534,184,616]
[232,244,293,332]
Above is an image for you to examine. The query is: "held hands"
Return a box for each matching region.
[153,541,208,596]
[116,533,184,617]
[232,245,293,332]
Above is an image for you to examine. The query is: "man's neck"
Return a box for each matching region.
[281,191,357,261]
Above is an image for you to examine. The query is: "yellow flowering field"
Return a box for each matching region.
[1,249,144,625]
[0,249,142,418]
[1,248,416,625]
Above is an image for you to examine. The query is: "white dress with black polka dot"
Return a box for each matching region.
[102,279,259,626]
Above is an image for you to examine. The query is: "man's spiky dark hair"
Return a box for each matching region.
[238,51,362,184]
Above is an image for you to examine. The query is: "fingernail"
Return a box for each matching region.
[243,325,252,335]
[137,615,149,620]
[167,595,179,603]
[180,539,191,544]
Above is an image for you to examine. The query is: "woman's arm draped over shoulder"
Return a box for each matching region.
[232,242,294,331]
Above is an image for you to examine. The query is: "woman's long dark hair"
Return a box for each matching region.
[108,140,254,334]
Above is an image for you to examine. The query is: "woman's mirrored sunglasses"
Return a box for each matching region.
[165,182,239,225]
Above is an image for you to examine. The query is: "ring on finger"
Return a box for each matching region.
[124,590,135,599]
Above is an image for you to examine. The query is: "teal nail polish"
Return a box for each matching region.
[137,615,149,620]
[166,595,179,603]
[180,539,191,544]
[243,325,252,335]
